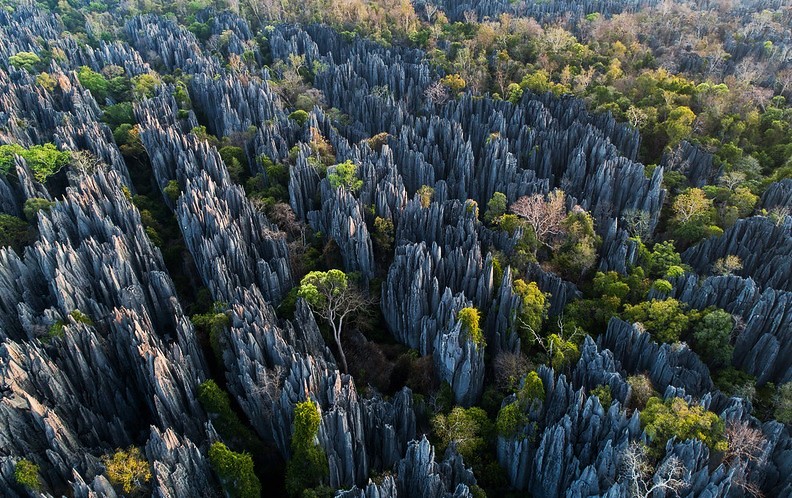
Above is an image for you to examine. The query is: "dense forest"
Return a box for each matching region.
[0,0,790,497]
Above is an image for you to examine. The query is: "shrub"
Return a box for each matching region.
[484,192,507,224]
[23,197,54,221]
[163,180,180,201]
[288,109,309,126]
[191,302,230,360]
[440,73,466,93]
[70,309,93,325]
[712,255,743,276]
[417,185,434,207]
[209,442,261,498]
[431,406,490,462]
[14,459,40,490]
[517,371,545,407]
[623,298,690,343]
[77,66,110,102]
[512,279,547,342]
[36,72,57,91]
[46,320,65,342]
[0,143,71,182]
[102,447,152,494]
[692,309,734,368]
[285,401,328,496]
[9,51,41,72]
[457,307,484,347]
[372,216,395,254]
[327,160,363,192]
[590,384,613,408]
[652,279,673,294]
[640,397,727,456]
[0,214,32,252]
[776,382,792,424]
[627,374,656,409]
[496,402,527,438]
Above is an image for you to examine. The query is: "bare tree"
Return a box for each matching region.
[725,420,767,497]
[510,190,567,247]
[621,442,689,498]
[776,67,792,97]
[425,80,450,105]
[493,352,531,392]
[463,10,478,24]
[725,420,767,465]
[422,2,438,23]
[621,208,652,241]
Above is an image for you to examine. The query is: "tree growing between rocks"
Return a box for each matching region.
[620,442,689,498]
[285,400,328,496]
[510,190,567,248]
[102,447,152,495]
[298,270,373,372]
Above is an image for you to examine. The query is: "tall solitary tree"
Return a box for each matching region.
[298,270,372,372]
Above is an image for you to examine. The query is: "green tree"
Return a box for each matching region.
[590,384,612,408]
[288,109,310,126]
[516,371,545,406]
[14,459,40,491]
[553,210,599,280]
[457,306,484,347]
[196,380,260,448]
[372,216,395,254]
[0,143,71,182]
[693,309,734,368]
[209,442,261,498]
[623,298,690,343]
[417,185,434,207]
[431,406,490,462]
[9,51,41,72]
[664,106,696,146]
[23,197,54,222]
[77,66,110,102]
[220,146,248,184]
[640,397,727,457]
[546,333,580,370]
[113,124,146,157]
[164,180,180,201]
[671,188,715,243]
[191,301,230,361]
[132,73,161,98]
[496,402,527,437]
[327,160,363,192]
[36,72,57,91]
[102,447,152,494]
[775,382,792,424]
[484,191,507,224]
[512,279,548,342]
[103,102,135,129]
[0,214,32,252]
[298,270,371,372]
[285,401,328,496]
[440,73,466,94]
[643,240,683,278]
[496,371,544,438]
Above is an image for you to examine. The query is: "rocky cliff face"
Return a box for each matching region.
[0,170,211,493]
[682,215,792,292]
